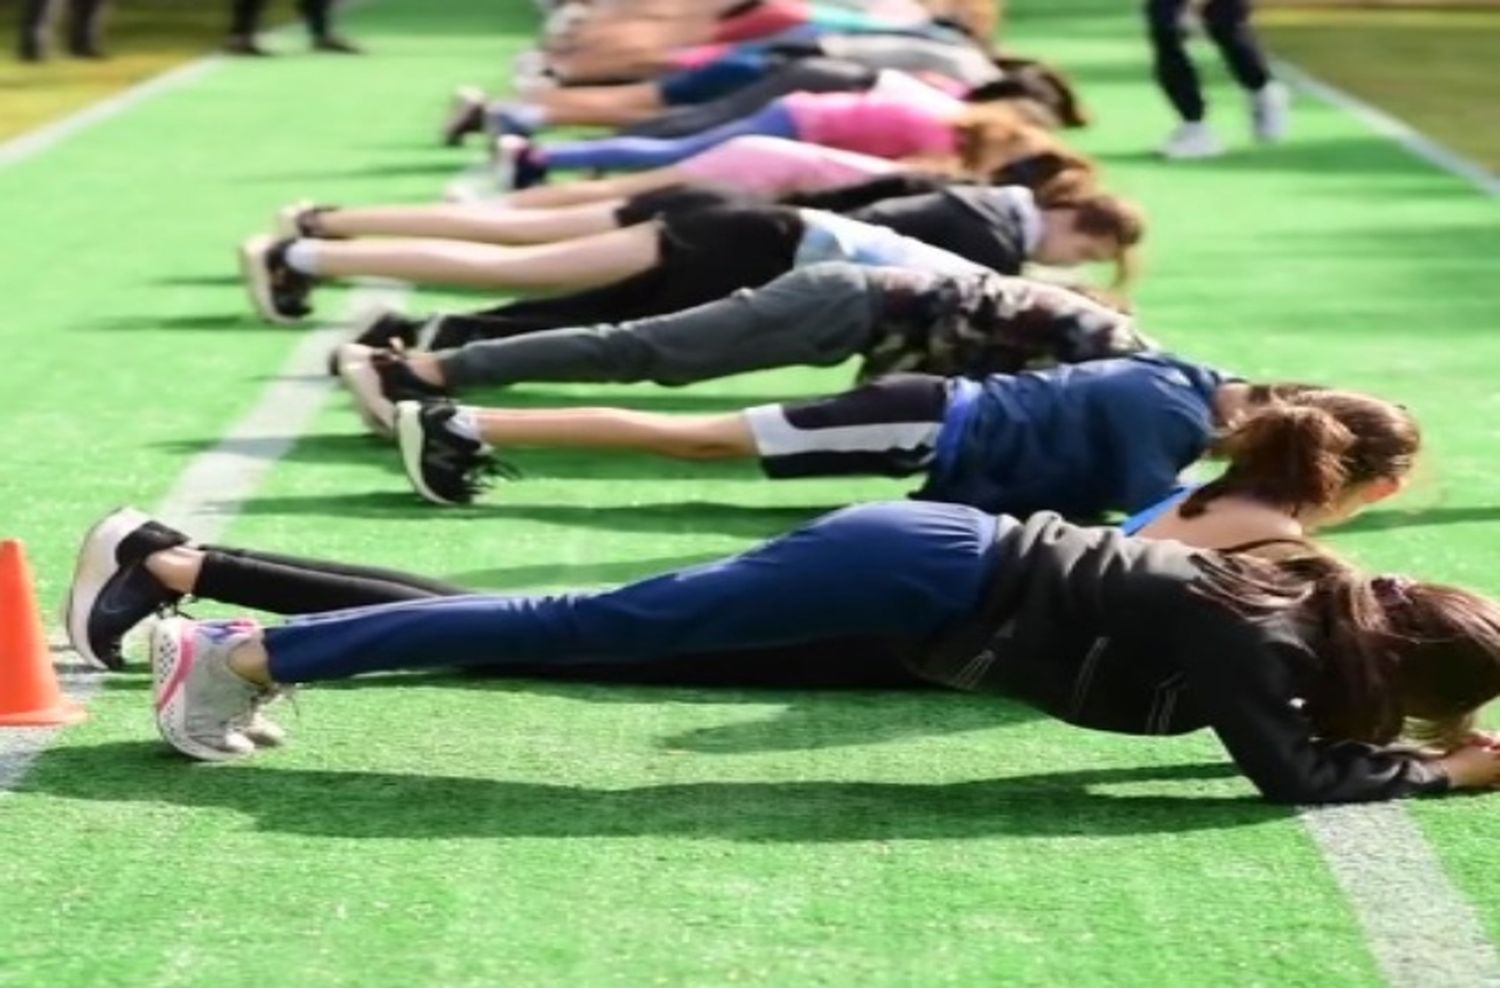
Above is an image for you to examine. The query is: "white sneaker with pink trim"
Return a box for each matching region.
[151,617,265,761]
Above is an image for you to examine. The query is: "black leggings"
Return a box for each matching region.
[231,0,334,38]
[625,57,878,140]
[1144,0,1271,122]
[192,544,925,688]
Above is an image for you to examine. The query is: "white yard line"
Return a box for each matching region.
[0,287,407,795]
[1276,56,1500,988]
[1272,58,1500,198]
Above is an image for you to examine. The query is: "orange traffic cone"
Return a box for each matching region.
[0,539,86,727]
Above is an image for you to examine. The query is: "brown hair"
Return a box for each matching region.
[1034,192,1147,289]
[1182,390,1420,520]
[987,150,1099,202]
[987,58,1091,128]
[1194,551,1500,746]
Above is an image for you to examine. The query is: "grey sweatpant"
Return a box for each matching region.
[438,262,883,391]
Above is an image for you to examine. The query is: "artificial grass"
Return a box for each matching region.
[0,0,301,141]
[1259,5,1500,169]
[0,0,1497,984]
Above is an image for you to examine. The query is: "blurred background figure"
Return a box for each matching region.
[17,0,109,61]
[226,0,362,55]
[1144,0,1289,158]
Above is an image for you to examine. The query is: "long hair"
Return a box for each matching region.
[1182,390,1420,520]
[1193,550,1500,746]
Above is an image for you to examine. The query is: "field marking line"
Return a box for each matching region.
[1272,58,1500,198]
[0,286,408,795]
[1274,53,1500,988]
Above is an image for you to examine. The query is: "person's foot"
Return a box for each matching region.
[483,103,539,139]
[1250,81,1290,143]
[492,135,548,191]
[323,306,425,376]
[395,401,510,506]
[64,508,190,671]
[239,706,288,748]
[1158,122,1223,159]
[441,86,488,146]
[335,343,451,438]
[312,34,363,54]
[151,617,267,761]
[239,235,314,325]
[275,200,337,239]
[224,33,274,56]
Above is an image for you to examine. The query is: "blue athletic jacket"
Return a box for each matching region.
[920,354,1236,519]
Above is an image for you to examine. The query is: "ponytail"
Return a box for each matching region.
[1193,552,1500,745]
[1186,389,1420,519]
[1182,404,1354,519]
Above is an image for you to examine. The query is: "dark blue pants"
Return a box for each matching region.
[263,502,1001,683]
[1145,0,1272,122]
[658,51,777,105]
[541,102,799,172]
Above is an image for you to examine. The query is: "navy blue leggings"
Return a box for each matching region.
[262,502,1001,683]
[541,102,800,173]
[1145,0,1271,122]
[657,50,779,105]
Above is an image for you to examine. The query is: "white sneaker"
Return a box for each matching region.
[1158,122,1224,159]
[151,617,265,762]
[1250,82,1291,143]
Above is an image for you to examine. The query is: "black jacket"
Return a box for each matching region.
[911,513,1451,804]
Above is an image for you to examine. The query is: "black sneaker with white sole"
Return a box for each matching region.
[441,86,487,146]
[395,400,515,505]
[64,507,190,670]
[239,235,315,325]
[336,343,452,438]
[324,309,424,377]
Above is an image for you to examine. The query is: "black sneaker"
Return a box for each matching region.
[275,200,339,240]
[493,135,549,191]
[395,401,515,505]
[324,308,424,376]
[64,508,189,670]
[441,86,487,146]
[335,343,451,438]
[239,235,314,325]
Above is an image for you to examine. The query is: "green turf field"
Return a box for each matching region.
[0,1,1498,985]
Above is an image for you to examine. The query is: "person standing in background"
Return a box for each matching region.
[226,0,362,55]
[1144,0,1289,158]
[17,0,108,61]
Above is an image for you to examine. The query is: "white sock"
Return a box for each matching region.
[447,405,486,445]
[283,238,322,276]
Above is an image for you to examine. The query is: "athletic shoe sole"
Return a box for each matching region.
[238,234,301,327]
[395,401,460,506]
[335,344,397,438]
[62,506,152,670]
[151,618,247,762]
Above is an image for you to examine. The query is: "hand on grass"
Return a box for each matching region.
[1439,744,1500,789]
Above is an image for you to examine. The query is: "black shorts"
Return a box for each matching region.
[613,183,762,227]
[745,373,951,479]
[651,204,805,312]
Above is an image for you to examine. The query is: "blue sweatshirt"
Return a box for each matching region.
[921,355,1236,518]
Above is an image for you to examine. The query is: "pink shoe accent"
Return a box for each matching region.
[154,621,197,714]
